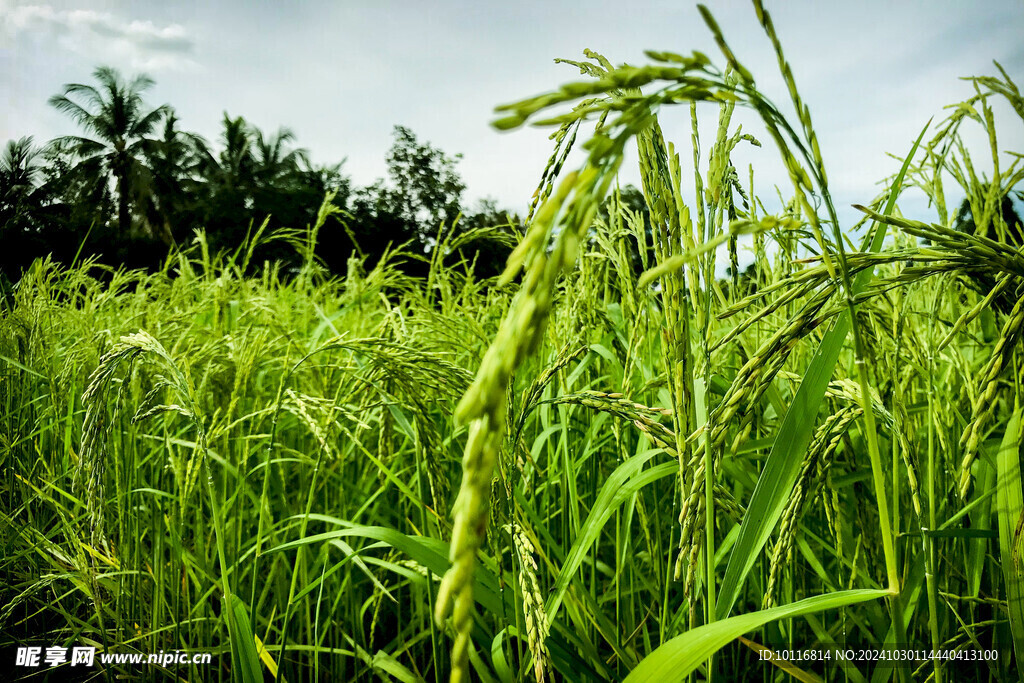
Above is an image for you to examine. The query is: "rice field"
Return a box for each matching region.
[2,2,1024,681]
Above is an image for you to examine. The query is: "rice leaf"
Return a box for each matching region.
[262,524,611,681]
[625,589,890,682]
[545,450,676,623]
[738,636,823,683]
[996,406,1024,679]
[968,452,996,596]
[227,594,265,683]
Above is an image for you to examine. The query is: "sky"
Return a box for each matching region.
[1,0,1023,231]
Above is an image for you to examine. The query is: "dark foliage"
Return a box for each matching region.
[2,68,520,289]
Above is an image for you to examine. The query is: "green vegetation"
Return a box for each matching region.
[2,2,1024,681]
[1,71,518,286]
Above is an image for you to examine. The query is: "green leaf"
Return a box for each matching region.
[625,590,890,683]
[227,594,264,683]
[545,449,675,623]
[996,406,1024,680]
[371,650,425,683]
[0,354,45,378]
[263,526,505,615]
[968,452,996,596]
[262,524,612,681]
[491,629,515,683]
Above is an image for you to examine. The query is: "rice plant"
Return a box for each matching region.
[2,2,1023,682]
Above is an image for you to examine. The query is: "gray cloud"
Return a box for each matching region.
[2,0,1020,220]
[2,4,195,69]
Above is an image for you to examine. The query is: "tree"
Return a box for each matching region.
[953,190,1024,247]
[37,137,114,238]
[450,197,521,279]
[953,187,1024,313]
[48,66,169,235]
[326,127,467,276]
[141,113,207,245]
[0,137,43,230]
[249,126,313,231]
[376,125,466,245]
[191,115,347,271]
[0,137,50,279]
[252,126,310,189]
[191,114,256,251]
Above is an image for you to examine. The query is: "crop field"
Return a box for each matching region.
[2,2,1024,682]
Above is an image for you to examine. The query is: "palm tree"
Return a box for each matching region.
[194,116,315,238]
[250,126,312,231]
[0,137,43,229]
[195,117,308,202]
[48,66,169,235]
[190,114,260,251]
[252,126,309,188]
[141,112,206,245]
[194,114,255,210]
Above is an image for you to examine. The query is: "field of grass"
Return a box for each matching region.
[3,2,1024,682]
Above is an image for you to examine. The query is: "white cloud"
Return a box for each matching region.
[1,3,196,70]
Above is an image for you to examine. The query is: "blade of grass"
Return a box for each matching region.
[228,593,265,683]
[262,524,613,681]
[738,636,823,683]
[996,404,1024,680]
[544,450,675,624]
[625,589,891,683]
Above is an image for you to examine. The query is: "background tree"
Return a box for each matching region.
[0,137,43,231]
[3,70,520,285]
[325,126,467,276]
[192,115,336,269]
[450,197,521,279]
[953,187,1024,312]
[953,188,1024,246]
[140,113,207,246]
[48,66,169,236]
[375,125,466,245]
[0,137,50,279]
[249,126,313,237]
[32,136,111,254]
[193,113,256,249]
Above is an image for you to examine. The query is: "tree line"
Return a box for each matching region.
[0,66,522,285]
[5,67,1019,293]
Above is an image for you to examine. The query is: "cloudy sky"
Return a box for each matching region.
[2,0,1022,228]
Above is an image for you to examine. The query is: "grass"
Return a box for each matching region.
[2,2,1024,681]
